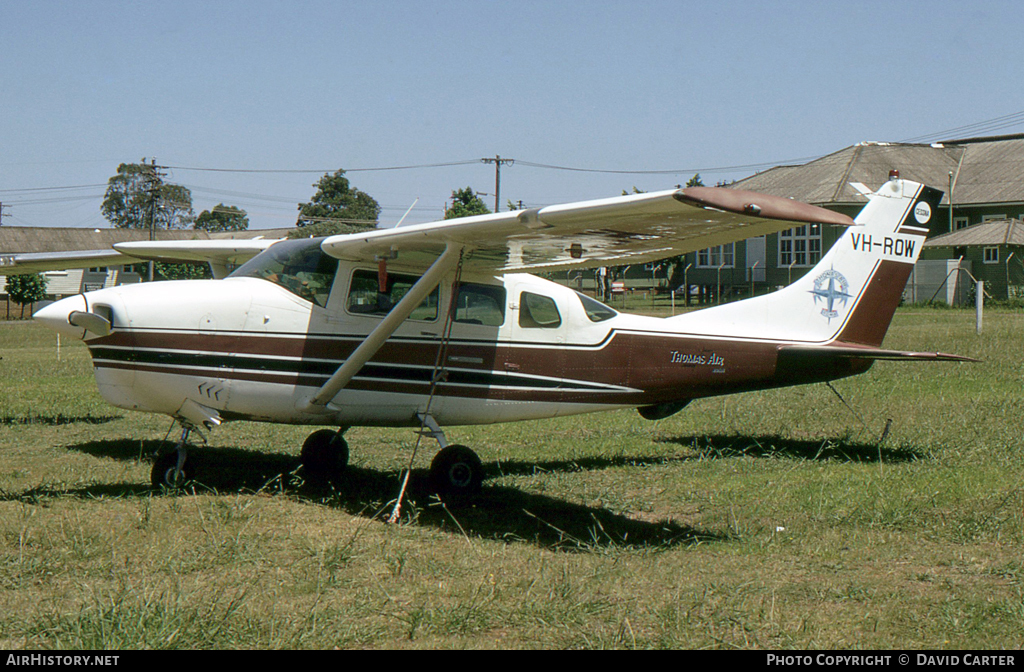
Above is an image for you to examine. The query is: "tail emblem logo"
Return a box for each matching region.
[810,268,852,322]
[914,201,932,225]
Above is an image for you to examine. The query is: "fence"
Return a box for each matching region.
[904,259,974,305]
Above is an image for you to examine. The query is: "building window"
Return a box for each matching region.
[984,247,1000,264]
[779,224,822,267]
[954,217,969,230]
[982,214,1007,223]
[697,243,735,268]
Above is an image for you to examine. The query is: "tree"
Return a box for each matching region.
[6,273,48,318]
[195,204,249,232]
[296,170,379,234]
[445,187,490,220]
[154,262,212,281]
[686,173,705,188]
[287,220,376,239]
[101,162,195,230]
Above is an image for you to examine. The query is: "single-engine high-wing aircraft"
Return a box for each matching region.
[31,175,970,500]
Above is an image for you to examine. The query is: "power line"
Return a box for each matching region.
[3,194,104,206]
[515,157,823,175]
[900,109,1024,144]
[0,184,107,193]
[165,156,819,178]
[7,109,1024,218]
[165,159,481,174]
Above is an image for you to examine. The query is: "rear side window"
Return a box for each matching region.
[519,292,562,329]
[454,283,506,326]
[576,291,617,322]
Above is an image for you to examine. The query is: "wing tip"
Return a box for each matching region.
[675,187,856,227]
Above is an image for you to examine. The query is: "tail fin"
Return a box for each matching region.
[676,177,944,347]
[813,178,943,346]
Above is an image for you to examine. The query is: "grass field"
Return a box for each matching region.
[1,309,1022,649]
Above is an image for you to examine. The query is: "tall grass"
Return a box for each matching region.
[1,310,1023,648]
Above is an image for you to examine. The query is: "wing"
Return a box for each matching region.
[1,238,281,279]
[1,249,148,275]
[114,239,282,277]
[320,187,857,272]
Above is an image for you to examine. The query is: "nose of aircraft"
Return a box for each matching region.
[33,294,92,339]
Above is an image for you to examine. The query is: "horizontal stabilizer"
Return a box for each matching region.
[778,344,977,362]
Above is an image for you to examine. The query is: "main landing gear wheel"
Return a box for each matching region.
[301,429,349,484]
[429,444,483,504]
[151,451,194,488]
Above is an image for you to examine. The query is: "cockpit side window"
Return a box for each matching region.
[229,238,338,307]
[519,291,562,329]
[346,269,438,321]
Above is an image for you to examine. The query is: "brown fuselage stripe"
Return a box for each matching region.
[89,327,870,407]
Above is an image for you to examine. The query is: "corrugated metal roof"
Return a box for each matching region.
[949,137,1024,204]
[923,219,1024,247]
[731,134,1024,207]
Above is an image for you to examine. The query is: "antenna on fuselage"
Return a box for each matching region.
[394,198,419,227]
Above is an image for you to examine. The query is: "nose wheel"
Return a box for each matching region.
[151,426,196,488]
[152,451,194,488]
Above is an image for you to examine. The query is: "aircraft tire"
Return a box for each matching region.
[151,452,194,489]
[301,429,349,484]
[429,444,483,504]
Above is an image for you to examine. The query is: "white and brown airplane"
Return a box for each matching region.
[27,174,968,500]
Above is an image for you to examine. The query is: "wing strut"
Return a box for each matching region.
[301,244,463,411]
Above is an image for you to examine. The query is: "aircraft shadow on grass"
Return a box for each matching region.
[0,414,122,427]
[3,438,727,552]
[655,433,927,463]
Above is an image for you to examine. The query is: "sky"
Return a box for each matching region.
[1,0,1023,231]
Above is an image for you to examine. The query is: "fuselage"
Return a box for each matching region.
[32,177,956,444]
[34,243,861,430]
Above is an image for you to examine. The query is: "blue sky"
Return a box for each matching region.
[1,0,1022,229]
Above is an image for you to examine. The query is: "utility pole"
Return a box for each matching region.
[141,158,166,281]
[141,157,167,241]
[481,155,514,213]
[0,201,9,226]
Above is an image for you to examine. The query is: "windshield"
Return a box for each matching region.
[229,238,338,307]
[575,291,617,322]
